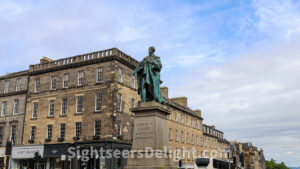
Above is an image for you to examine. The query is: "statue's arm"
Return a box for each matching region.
[132,61,144,75]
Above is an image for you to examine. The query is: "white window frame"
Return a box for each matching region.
[63,73,69,88]
[35,78,40,92]
[49,100,55,116]
[95,93,102,111]
[61,98,67,115]
[169,128,172,140]
[10,125,16,144]
[117,93,122,112]
[76,96,83,114]
[60,123,65,138]
[4,80,9,93]
[16,78,21,91]
[75,122,81,138]
[94,120,101,136]
[78,70,84,86]
[181,131,184,143]
[185,116,188,125]
[30,126,36,140]
[118,67,122,83]
[32,102,38,118]
[13,99,19,115]
[51,76,57,90]
[97,67,103,83]
[47,125,52,139]
[1,101,7,116]
[175,129,178,141]
[117,120,122,135]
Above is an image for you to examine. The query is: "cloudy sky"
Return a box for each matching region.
[1,0,300,166]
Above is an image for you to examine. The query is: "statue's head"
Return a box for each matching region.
[148,46,155,56]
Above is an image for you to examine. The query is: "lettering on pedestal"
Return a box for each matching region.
[135,122,154,141]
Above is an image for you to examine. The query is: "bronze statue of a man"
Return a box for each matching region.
[132,46,166,104]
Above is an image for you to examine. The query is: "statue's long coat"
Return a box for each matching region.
[132,56,165,104]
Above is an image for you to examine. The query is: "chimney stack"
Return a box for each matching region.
[193,109,202,117]
[171,97,187,107]
[160,86,168,98]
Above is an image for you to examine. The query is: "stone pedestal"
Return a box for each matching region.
[126,102,176,169]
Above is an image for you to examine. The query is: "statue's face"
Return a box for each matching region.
[149,47,155,55]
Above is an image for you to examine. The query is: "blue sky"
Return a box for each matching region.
[1,0,300,166]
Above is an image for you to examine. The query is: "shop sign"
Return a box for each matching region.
[12,146,44,159]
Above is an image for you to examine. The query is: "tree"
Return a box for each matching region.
[266,158,289,169]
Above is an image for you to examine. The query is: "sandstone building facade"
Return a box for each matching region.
[11,48,140,169]
[0,70,28,168]
[0,47,265,169]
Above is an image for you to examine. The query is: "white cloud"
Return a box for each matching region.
[1,0,300,166]
[169,36,300,166]
[253,0,300,39]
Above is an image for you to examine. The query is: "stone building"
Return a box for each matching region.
[202,124,229,159]
[162,87,230,168]
[229,141,266,169]
[0,70,28,168]
[10,48,140,169]
[1,47,244,169]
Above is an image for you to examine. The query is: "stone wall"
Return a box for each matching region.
[0,71,28,147]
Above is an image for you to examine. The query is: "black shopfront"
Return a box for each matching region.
[73,140,131,169]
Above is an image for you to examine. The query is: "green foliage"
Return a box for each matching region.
[266,158,289,169]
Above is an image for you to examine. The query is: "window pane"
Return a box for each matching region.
[97,67,103,82]
[95,120,101,136]
[118,67,122,83]
[51,76,57,90]
[1,102,7,116]
[75,122,81,137]
[117,94,122,112]
[13,99,19,115]
[35,78,40,92]
[60,123,65,138]
[78,71,84,85]
[77,96,83,113]
[49,100,55,116]
[47,125,52,139]
[96,93,102,111]
[62,98,67,115]
[31,126,36,140]
[33,102,38,118]
[16,78,21,91]
[63,74,69,88]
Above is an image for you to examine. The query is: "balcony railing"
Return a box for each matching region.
[29,48,138,72]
